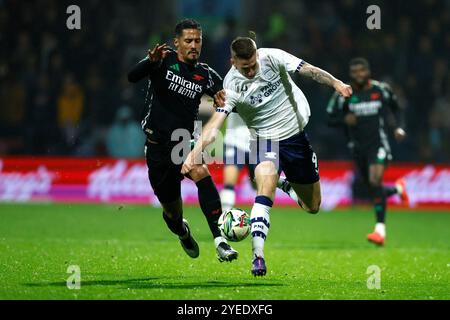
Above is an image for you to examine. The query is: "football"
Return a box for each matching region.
[218,208,251,242]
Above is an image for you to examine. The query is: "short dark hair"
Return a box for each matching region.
[349,57,370,70]
[175,18,202,37]
[231,35,257,60]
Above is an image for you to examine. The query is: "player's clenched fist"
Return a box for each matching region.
[334,80,353,98]
[148,43,170,63]
[213,90,226,108]
[394,128,407,142]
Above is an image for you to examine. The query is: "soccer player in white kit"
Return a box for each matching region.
[221,112,302,211]
[182,36,352,276]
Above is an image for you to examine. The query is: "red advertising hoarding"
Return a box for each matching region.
[1,157,449,210]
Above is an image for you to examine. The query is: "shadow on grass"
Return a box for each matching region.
[23,277,158,288]
[23,278,284,290]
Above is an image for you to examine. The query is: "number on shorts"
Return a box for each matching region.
[312,152,319,173]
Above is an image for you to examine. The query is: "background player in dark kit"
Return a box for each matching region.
[327,57,410,246]
[128,19,238,261]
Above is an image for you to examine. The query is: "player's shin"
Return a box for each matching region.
[196,176,223,238]
[250,196,273,258]
[373,186,386,222]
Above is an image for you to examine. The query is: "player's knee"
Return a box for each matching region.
[255,161,277,176]
[369,177,382,188]
[189,164,210,181]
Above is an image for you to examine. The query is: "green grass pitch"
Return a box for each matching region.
[0,203,449,300]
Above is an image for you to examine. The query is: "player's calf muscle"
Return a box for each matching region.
[306,199,321,214]
[292,182,321,214]
[298,196,321,214]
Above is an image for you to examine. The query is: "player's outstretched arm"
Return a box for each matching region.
[181,111,228,175]
[299,63,353,97]
[128,43,170,83]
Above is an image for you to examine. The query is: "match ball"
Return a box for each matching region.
[218,208,251,242]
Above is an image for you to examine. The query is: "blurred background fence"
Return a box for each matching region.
[1,0,449,162]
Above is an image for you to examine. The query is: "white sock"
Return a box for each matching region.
[220,188,235,212]
[214,236,227,248]
[251,202,271,259]
[276,177,285,189]
[277,177,299,203]
[375,223,386,237]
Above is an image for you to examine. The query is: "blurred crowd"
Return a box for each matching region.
[0,0,449,162]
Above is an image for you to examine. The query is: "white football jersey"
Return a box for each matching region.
[220,48,311,141]
[224,112,251,152]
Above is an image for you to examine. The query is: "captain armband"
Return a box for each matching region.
[296,60,306,72]
[216,108,231,115]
